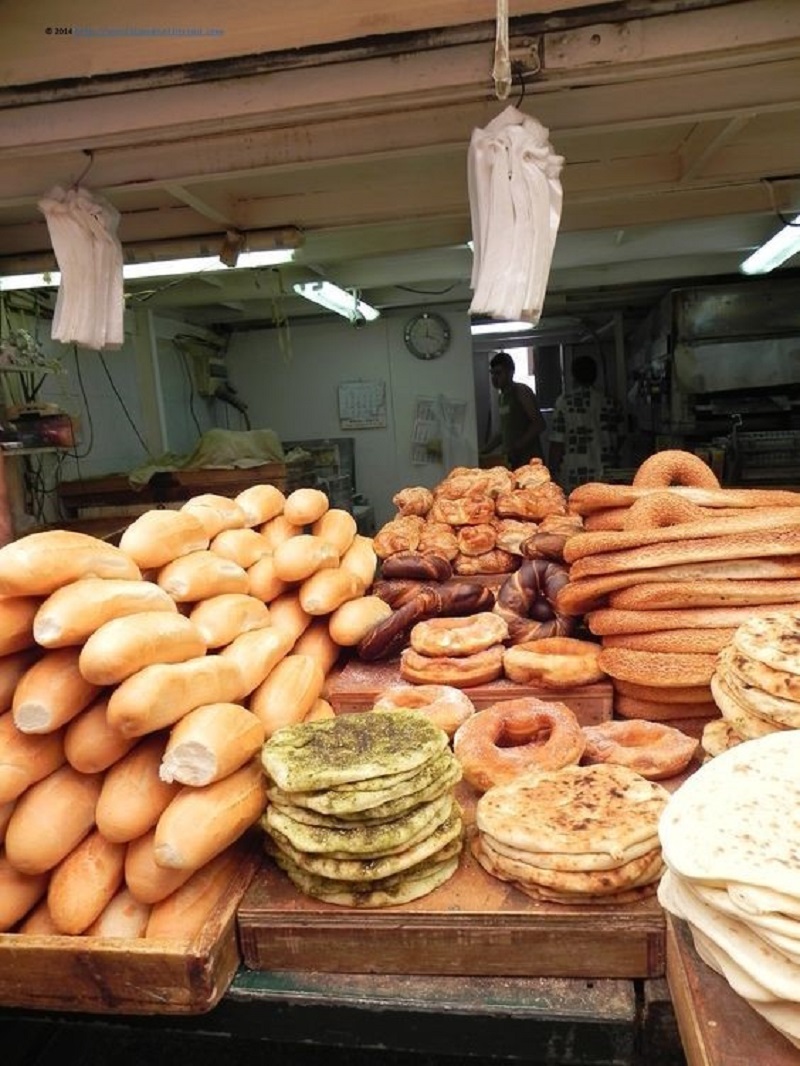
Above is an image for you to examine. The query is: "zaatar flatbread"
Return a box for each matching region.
[733,613,800,677]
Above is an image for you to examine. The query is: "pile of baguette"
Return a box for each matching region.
[0,485,380,941]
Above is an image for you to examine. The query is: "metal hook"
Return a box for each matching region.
[512,67,527,108]
[71,150,95,189]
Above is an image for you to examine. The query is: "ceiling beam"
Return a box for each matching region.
[162,184,239,228]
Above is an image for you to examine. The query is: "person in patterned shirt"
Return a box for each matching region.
[548,355,622,492]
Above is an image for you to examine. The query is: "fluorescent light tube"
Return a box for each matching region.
[293,280,380,322]
[740,215,800,275]
[470,320,534,335]
[0,249,296,290]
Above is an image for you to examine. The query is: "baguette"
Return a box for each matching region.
[157,550,249,602]
[339,534,378,588]
[154,760,267,870]
[311,508,357,556]
[34,578,178,649]
[0,852,49,932]
[328,594,392,646]
[272,534,339,583]
[0,530,141,596]
[13,647,101,734]
[209,527,271,569]
[188,593,271,649]
[250,653,325,737]
[86,886,151,938]
[0,649,40,713]
[124,828,195,904]
[106,655,244,738]
[0,596,40,656]
[4,763,103,874]
[235,483,286,527]
[305,697,335,722]
[17,899,62,936]
[63,696,137,774]
[292,618,342,676]
[259,514,303,551]
[79,612,207,686]
[0,799,14,841]
[145,845,242,941]
[95,734,180,843]
[299,567,365,616]
[180,494,247,538]
[283,487,330,526]
[267,591,312,643]
[246,554,290,603]
[47,829,126,935]
[0,710,66,804]
[220,626,293,698]
[119,509,209,570]
[160,702,265,786]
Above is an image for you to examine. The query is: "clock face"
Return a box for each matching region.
[404,312,451,360]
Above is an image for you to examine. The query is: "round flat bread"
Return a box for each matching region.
[727,882,800,920]
[658,731,800,899]
[476,764,669,861]
[717,648,800,728]
[481,830,659,872]
[733,613,800,677]
[512,878,659,906]
[261,710,449,792]
[264,792,454,857]
[691,882,800,947]
[700,719,743,760]
[691,925,777,1004]
[710,673,782,741]
[267,809,463,881]
[725,646,800,702]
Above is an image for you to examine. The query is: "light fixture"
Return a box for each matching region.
[470,319,534,335]
[293,280,380,323]
[740,215,800,275]
[0,248,297,291]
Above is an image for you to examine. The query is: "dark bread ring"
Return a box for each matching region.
[381,552,452,582]
[492,558,576,645]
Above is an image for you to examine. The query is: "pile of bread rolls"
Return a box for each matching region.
[0,484,380,940]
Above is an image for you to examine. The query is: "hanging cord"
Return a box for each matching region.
[493,0,511,101]
[762,178,800,226]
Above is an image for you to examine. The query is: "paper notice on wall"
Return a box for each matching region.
[337,380,387,429]
[411,397,440,464]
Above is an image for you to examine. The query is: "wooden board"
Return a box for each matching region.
[666,914,800,1066]
[326,657,614,725]
[237,786,665,980]
[0,840,260,1016]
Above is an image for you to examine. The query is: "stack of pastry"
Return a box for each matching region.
[702,612,800,760]
[557,451,800,734]
[472,763,669,905]
[260,710,464,907]
[658,731,800,1050]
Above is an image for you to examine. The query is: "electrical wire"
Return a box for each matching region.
[98,351,151,454]
[178,348,204,438]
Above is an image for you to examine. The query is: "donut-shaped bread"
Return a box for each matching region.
[410,612,509,658]
[632,450,720,490]
[453,697,585,792]
[622,492,705,531]
[493,558,576,645]
[581,719,699,780]
[372,684,476,737]
[399,645,504,688]
[381,552,452,582]
[502,637,606,688]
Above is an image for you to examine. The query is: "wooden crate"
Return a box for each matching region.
[0,841,260,1015]
[326,658,614,726]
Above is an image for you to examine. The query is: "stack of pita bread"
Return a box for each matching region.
[659,730,800,1050]
[260,710,464,907]
[704,612,800,760]
[472,763,669,906]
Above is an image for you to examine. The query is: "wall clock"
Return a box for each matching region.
[403,311,451,360]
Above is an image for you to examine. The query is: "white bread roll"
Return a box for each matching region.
[78,612,207,686]
[17,898,61,935]
[311,508,357,556]
[235,483,285,527]
[64,696,137,774]
[304,697,335,722]
[267,591,312,643]
[272,534,339,583]
[160,702,265,786]
[0,596,40,656]
[4,763,103,874]
[0,649,40,714]
[188,593,271,649]
[259,514,303,550]
[339,534,378,588]
[12,648,101,734]
[47,829,126,935]
[119,510,209,570]
[299,567,365,616]
[106,655,244,738]
[124,829,194,905]
[0,530,141,597]
[209,527,271,569]
[246,554,290,603]
[156,550,249,602]
[292,618,342,676]
[145,846,241,941]
[153,761,267,871]
[34,578,178,649]
[220,627,293,698]
[95,734,180,843]
[283,487,329,526]
[0,852,49,932]
[250,653,325,737]
[180,493,247,538]
[328,595,392,647]
[86,886,151,938]
[0,709,66,804]
[0,798,14,841]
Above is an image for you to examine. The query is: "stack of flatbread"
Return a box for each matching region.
[703,612,800,760]
[472,764,669,906]
[659,731,800,1050]
[260,710,464,907]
